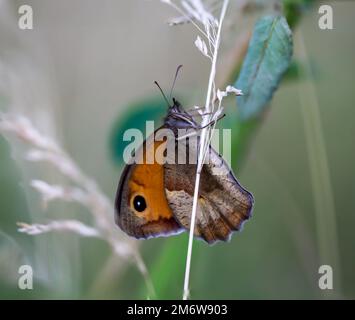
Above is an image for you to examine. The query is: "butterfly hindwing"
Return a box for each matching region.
[163,139,254,244]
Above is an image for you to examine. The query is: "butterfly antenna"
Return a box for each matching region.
[154,81,170,106]
[169,64,183,100]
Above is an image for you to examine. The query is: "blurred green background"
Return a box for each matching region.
[0,0,354,299]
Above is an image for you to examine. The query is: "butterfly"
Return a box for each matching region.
[115,67,254,244]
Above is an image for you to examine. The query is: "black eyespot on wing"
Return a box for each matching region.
[133,195,147,212]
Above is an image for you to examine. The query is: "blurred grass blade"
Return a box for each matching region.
[296,32,341,297]
[235,15,293,120]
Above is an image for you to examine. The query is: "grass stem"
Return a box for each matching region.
[182,0,229,300]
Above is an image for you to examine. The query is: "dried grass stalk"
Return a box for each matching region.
[0,112,155,298]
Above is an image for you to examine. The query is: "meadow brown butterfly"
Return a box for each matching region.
[115,68,254,244]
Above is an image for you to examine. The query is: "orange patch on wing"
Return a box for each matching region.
[128,140,173,222]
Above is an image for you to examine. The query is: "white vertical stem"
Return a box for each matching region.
[182,0,229,300]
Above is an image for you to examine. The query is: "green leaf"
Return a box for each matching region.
[109,98,167,165]
[283,0,315,29]
[235,15,293,120]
